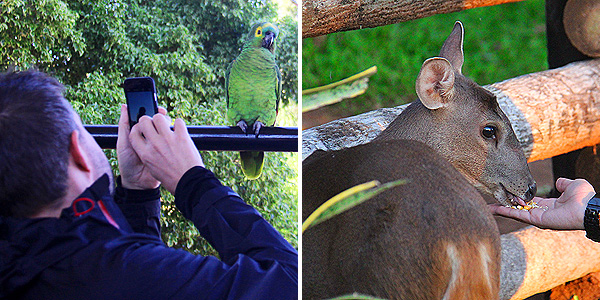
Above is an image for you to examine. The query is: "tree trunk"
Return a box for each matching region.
[302,0,524,38]
[302,58,600,299]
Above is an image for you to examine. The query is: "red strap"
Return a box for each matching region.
[98,200,120,229]
[72,198,95,217]
[72,198,120,230]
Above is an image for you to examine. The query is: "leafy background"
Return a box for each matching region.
[302,0,547,128]
[1,0,298,254]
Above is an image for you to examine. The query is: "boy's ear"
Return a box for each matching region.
[69,130,92,172]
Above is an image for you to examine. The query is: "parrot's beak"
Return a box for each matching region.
[262,31,276,52]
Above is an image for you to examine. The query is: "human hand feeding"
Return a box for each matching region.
[489,177,595,230]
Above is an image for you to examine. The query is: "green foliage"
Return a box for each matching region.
[0,0,85,69]
[276,15,298,106]
[2,0,298,253]
[302,0,547,119]
[303,66,377,112]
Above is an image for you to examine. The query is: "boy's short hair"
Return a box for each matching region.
[0,70,77,217]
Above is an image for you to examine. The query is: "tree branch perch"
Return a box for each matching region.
[302,0,524,38]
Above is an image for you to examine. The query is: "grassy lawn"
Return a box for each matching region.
[302,0,547,125]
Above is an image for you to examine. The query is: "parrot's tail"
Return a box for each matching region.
[239,151,264,180]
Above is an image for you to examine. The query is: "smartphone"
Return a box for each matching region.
[123,77,158,128]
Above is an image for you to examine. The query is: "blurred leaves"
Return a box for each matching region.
[303,179,407,232]
[0,0,85,69]
[1,0,298,253]
[302,66,377,113]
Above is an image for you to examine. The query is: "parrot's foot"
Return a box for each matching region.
[237,120,248,134]
[253,121,265,137]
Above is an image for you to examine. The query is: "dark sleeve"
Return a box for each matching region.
[61,167,297,299]
[172,166,298,297]
[113,176,162,237]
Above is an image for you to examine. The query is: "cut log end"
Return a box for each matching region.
[564,0,600,57]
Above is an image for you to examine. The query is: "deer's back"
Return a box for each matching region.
[302,139,500,300]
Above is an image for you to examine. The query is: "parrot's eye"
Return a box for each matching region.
[257,29,262,36]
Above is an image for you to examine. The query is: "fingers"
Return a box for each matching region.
[493,178,594,230]
[488,204,534,223]
[119,104,130,131]
[129,117,147,149]
[129,114,175,153]
[173,118,188,138]
[531,196,557,209]
[158,106,167,116]
[117,104,134,154]
[118,104,130,137]
[152,113,172,136]
[138,115,161,138]
[555,177,574,193]
[128,115,202,194]
[555,177,596,200]
[117,104,130,146]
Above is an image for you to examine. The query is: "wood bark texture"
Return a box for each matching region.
[302,58,600,298]
[302,0,524,38]
[500,227,600,300]
[491,58,600,162]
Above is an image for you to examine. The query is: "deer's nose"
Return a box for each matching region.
[524,182,537,201]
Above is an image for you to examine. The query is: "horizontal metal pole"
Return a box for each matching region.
[85,125,298,152]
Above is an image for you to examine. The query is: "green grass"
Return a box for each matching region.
[302,0,547,120]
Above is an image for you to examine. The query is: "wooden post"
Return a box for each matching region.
[302,0,524,38]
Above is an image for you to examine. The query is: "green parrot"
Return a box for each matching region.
[226,22,282,180]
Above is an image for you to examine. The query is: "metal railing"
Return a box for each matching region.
[85,125,298,152]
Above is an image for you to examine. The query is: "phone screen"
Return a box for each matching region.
[126,91,156,126]
[124,77,158,128]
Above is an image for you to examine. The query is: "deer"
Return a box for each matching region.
[302,21,537,300]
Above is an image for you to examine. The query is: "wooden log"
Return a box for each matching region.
[501,227,600,300]
[302,0,524,38]
[302,58,600,299]
[545,0,592,201]
[303,58,600,163]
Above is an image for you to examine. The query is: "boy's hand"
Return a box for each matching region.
[129,113,204,194]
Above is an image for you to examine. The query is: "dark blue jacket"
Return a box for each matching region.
[0,166,298,299]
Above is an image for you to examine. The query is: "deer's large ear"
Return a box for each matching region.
[416,57,455,110]
[439,21,464,74]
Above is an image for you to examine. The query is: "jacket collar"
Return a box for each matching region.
[0,174,131,298]
[59,174,132,233]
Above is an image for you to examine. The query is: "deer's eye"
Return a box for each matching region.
[482,125,497,139]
